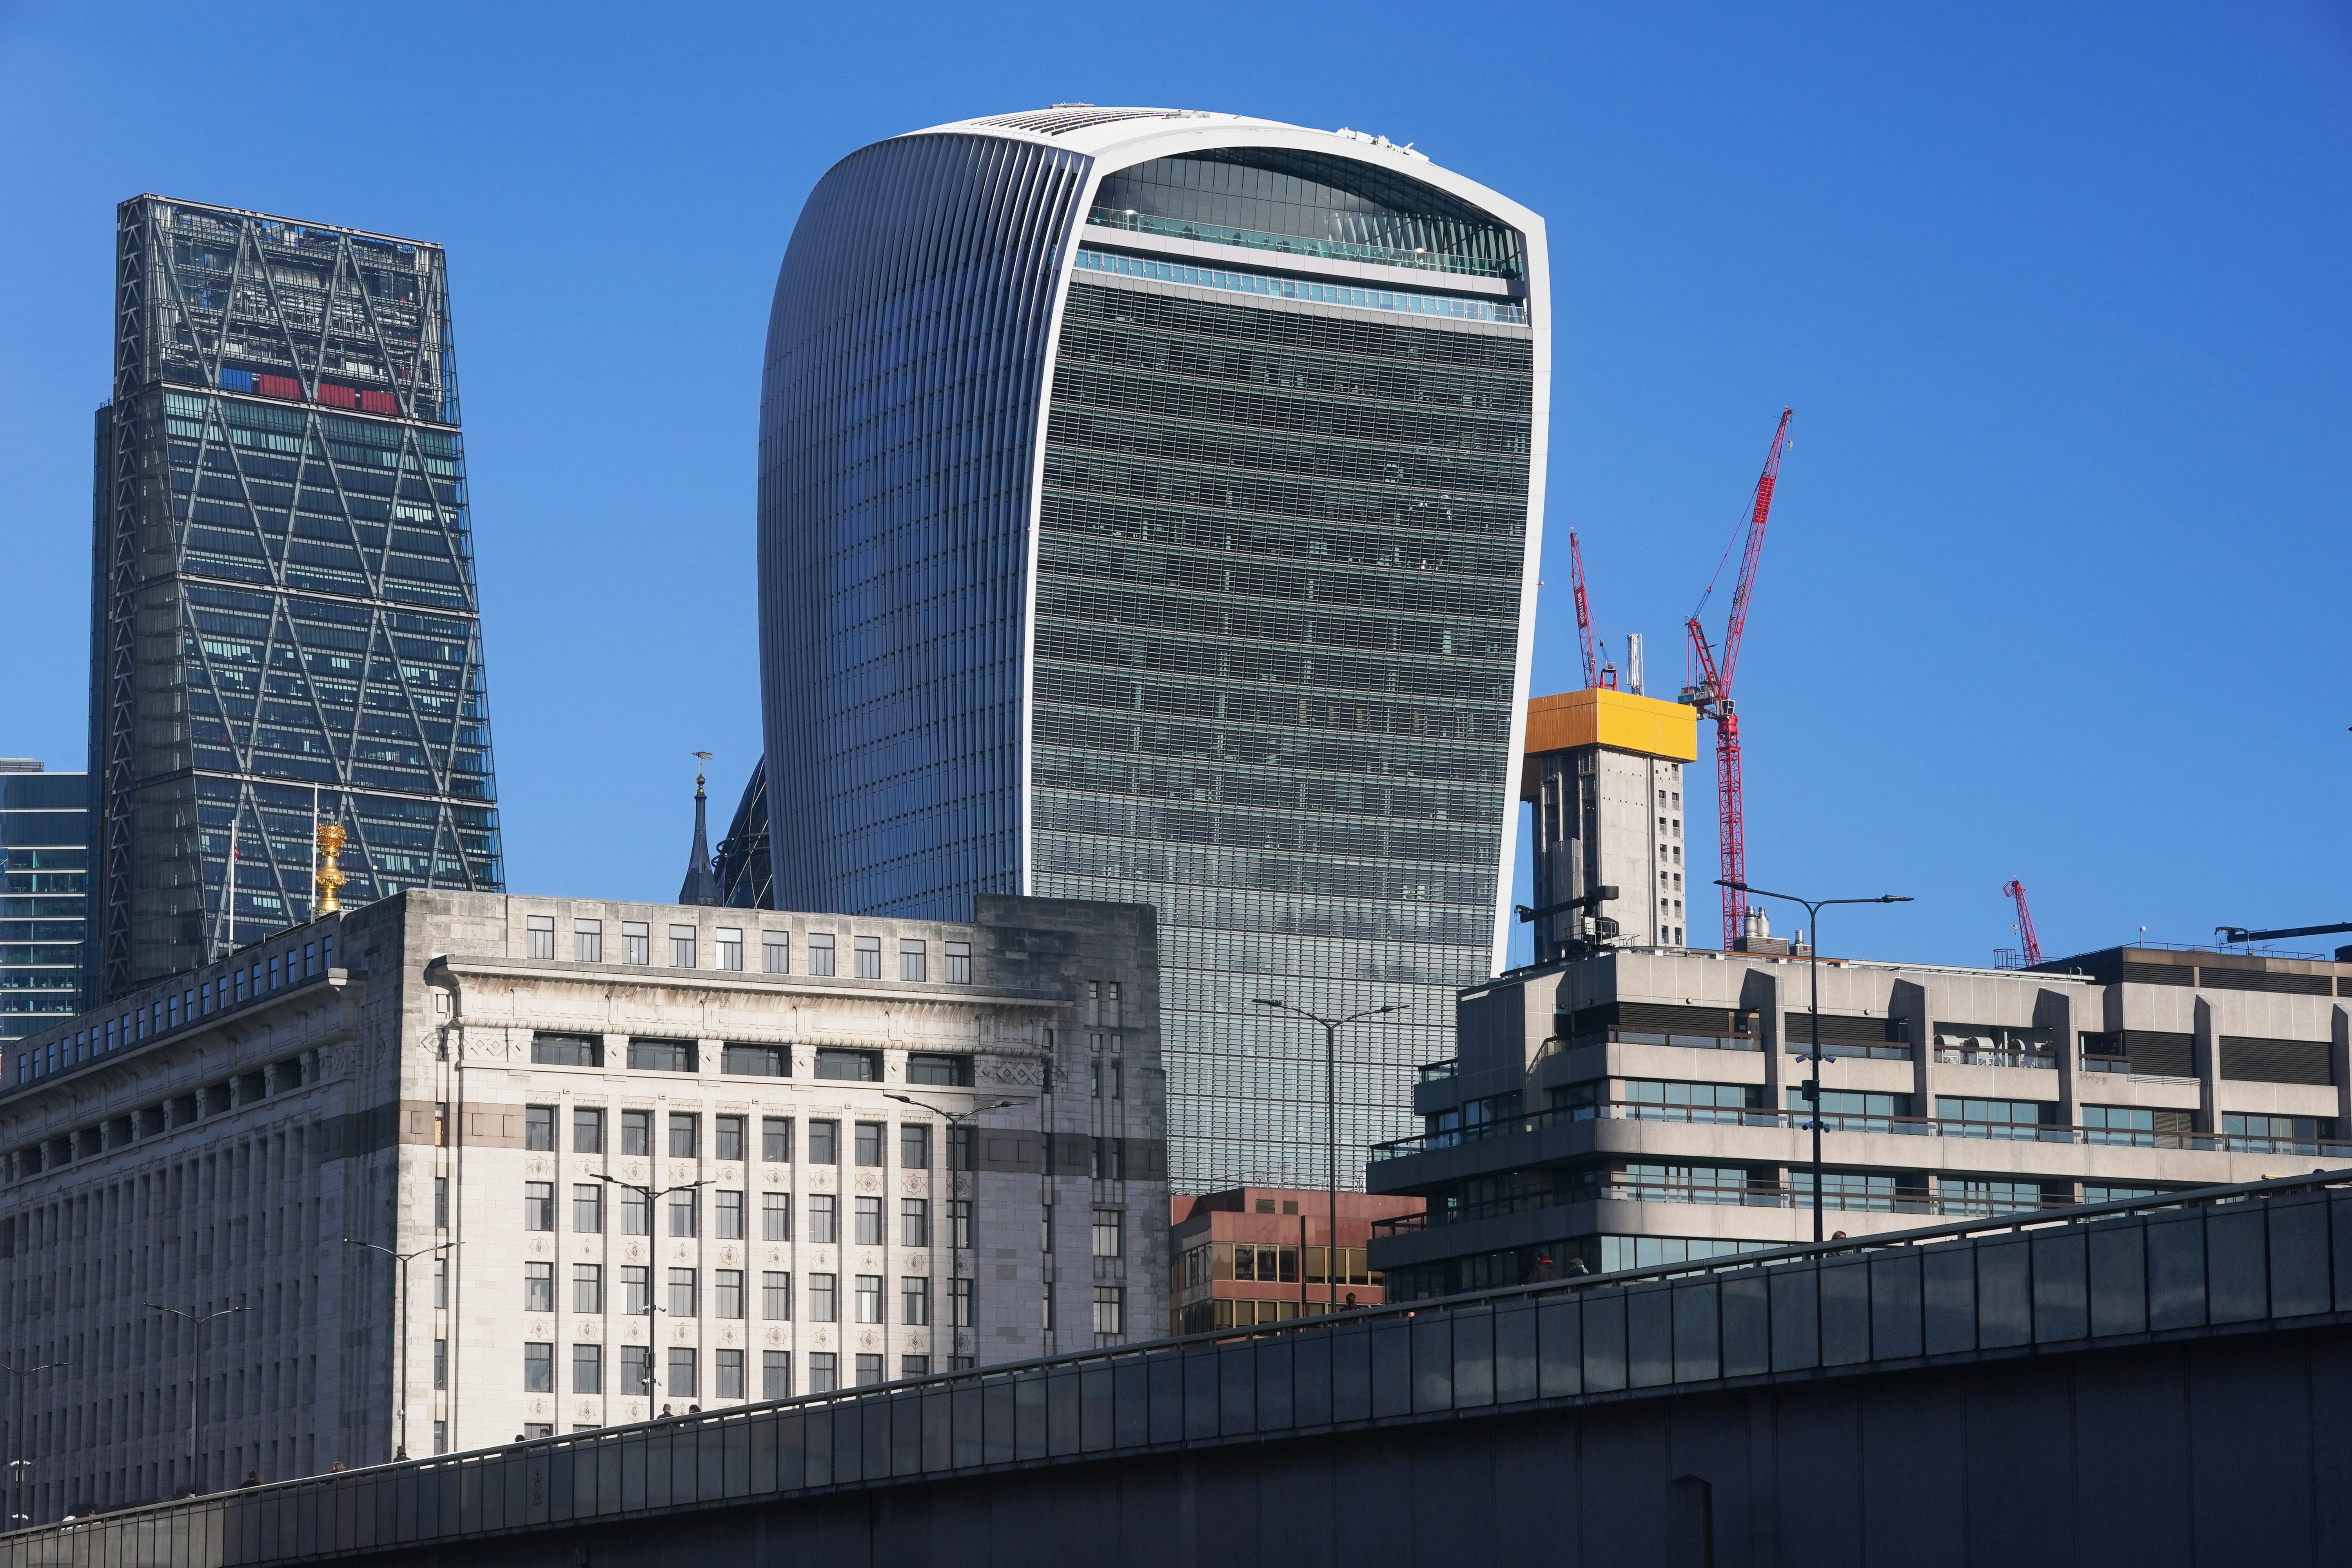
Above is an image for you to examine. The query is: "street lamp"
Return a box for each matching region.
[2,1354,65,1531]
[590,1173,710,1409]
[1718,880,1912,1242]
[145,1298,248,1495]
[343,1238,455,1459]
[1253,999,1403,1314]
[887,1093,1027,1362]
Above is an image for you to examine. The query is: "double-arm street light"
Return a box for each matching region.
[3,1353,67,1530]
[343,1238,456,1459]
[1718,880,1913,1242]
[590,1173,710,1408]
[1254,999,1403,1313]
[888,1093,1028,1360]
[145,1299,249,1495]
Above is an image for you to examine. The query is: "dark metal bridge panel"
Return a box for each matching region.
[11,1177,2352,1568]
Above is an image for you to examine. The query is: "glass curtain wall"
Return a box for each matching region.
[0,768,89,1041]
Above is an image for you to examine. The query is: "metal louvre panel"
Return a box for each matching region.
[1787,1012,1902,1046]
[1571,1001,1748,1038]
[2122,1030,2196,1078]
[758,132,1087,918]
[2196,966,2333,995]
[2119,959,2196,986]
[2220,1035,2333,1085]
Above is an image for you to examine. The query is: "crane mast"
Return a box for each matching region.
[1681,408,1793,949]
[1568,530,1606,689]
[2002,878,2043,967]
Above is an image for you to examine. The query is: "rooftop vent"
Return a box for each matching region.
[974,106,1204,136]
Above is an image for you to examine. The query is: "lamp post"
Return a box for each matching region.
[888,1093,1026,1361]
[343,1238,455,1460]
[1718,880,1912,1242]
[2,1354,66,1530]
[145,1299,248,1495]
[1253,1000,1402,1313]
[590,1174,710,1409]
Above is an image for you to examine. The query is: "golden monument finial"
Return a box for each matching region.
[315,822,348,915]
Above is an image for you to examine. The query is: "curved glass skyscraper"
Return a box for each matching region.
[760,109,1547,1188]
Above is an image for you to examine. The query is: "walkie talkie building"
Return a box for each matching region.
[759,110,1546,1189]
[91,196,502,1000]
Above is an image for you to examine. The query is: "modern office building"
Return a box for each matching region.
[0,889,1164,1521]
[90,195,501,1003]
[0,762,89,1043]
[1166,1185,1421,1334]
[1373,935,2352,1297]
[1520,688,1698,959]
[757,108,1549,1191]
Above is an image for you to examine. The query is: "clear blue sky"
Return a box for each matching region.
[3,3,2346,969]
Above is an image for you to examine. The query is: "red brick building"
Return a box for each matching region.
[1168,1188,1426,1335]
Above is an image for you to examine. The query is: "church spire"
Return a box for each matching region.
[678,752,720,906]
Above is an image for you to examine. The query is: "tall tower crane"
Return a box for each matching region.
[1680,408,1793,949]
[2002,878,2043,967]
[1567,530,1612,689]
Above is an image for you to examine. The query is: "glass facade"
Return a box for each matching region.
[0,766,88,1042]
[91,196,501,998]
[760,117,1543,1191]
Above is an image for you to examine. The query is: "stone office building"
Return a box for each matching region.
[0,890,1163,1522]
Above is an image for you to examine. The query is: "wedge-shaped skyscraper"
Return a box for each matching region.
[91,196,501,998]
[760,110,1546,1187]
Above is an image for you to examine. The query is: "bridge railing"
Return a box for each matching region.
[9,1171,2352,1568]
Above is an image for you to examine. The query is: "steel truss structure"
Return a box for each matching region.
[92,195,501,1000]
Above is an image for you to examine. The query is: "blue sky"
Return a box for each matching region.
[2,3,2345,969]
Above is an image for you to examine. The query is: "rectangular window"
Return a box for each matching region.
[899,939,926,981]
[1091,1137,1125,1181]
[526,916,555,959]
[1091,1209,1123,1258]
[573,1264,603,1314]
[572,1343,603,1394]
[620,1189,651,1236]
[855,1275,884,1323]
[948,1126,975,1172]
[524,1182,555,1231]
[669,1267,699,1317]
[1093,1286,1125,1336]
[808,1193,838,1243]
[629,1039,696,1073]
[715,1269,746,1319]
[1041,1286,1056,1331]
[762,1270,792,1320]
[435,1256,450,1308]
[807,934,836,976]
[715,1347,745,1399]
[436,1176,449,1230]
[853,936,882,978]
[622,1108,652,1154]
[717,1189,745,1240]
[808,1352,838,1393]
[854,1196,885,1246]
[906,1053,974,1086]
[902,1276,931,1325]
[810,1272,838,1322]
[762,1116,794,1162]
[621,1345,653,1396]
[622,1266,652,1315]
[575,1183,606,1233]
[900,1198,930,1248]
[575,920,603,962]
[762,1192,792,1241]
[623,922,650,965]
[899,1124,932,1169]
[668,1347,698,1399]
[716,927,744,971]
[715,1114,746,1161]
[1933,1097,2059,1138]
[524,1342,554,1391]
[856,1354,885,1387]
[524,1262,554,1312]
[949,1200,973,1250]
[944,942,971,984]
[434,1338,449,1389]
[1041,1204,1054,1253]
[668,1190,699,1237]
[723,1043,790,1077]
[434,1420,448,1455]
[854,1121,885,1167]
[668,1112,699,1159]
[525,1105,557,1151]
[815,1049,881,1082]
[762,933,789,974]
[762,1350,791,1399]
[532,1033,603,1067]
[950,1278,974,1328]
[573,1107,604,1153]
[809,1119,838,1164]
[669,925,697,968]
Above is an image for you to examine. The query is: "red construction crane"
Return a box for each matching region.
[1681,408,1793,950]
[1567,530,1612,689]
[2002,878,2043,967]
